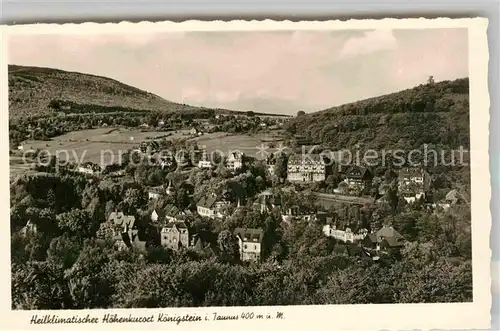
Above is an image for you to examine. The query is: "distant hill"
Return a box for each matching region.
[286,78,470,151]
[8,65,291,120]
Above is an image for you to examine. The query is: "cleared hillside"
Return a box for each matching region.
[8,65,291,120]
[8,65,184,119]
[286,78,470,151]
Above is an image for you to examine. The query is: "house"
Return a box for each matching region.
[77,162,101,175]
[343,166,373,193]
[148,186,164,200]
[398,167,428,187]
[160,221,189,250]
[190,127,203,136]
[98,212,147,251]
[253,190,281,213]
[287,154,331,182]
[227,151,244,172]
[198,159,212,169]
[280,206,323,223]
[322,225,368,243]
[361,226,406,252]
[196,193,230,219]
[234,228,264,262]
[265,154,277,177]
[19,220,37,236]
[150,209,165,223]
[159,154,175,169]
[198,153,213,169]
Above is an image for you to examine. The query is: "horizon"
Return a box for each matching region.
[8,28,469,115]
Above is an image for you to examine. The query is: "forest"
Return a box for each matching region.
[10,149,472,309]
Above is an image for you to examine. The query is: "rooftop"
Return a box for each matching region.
[234,227,264,243]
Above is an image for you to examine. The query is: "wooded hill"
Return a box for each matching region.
[286,78,470,151]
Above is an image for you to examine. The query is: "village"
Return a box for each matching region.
[35,133,466,265]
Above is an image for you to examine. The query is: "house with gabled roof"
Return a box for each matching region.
[77,162,101,175]
[150,208,166,223]
[398,167,430,202]
[97,211,147,251]
[253,190,281,214]
[196,193,230,219]
[160,220,189,250]
[227,151,244,172]
[362,226,406,252]
[148,186,165,200]
[234,227,264,262]
[343,166,373,194]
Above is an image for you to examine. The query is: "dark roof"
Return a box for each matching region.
[345,166,371,180]
[164,221,188,230]
[375,226,405,247]
[288,153,330,164]
[197,194,218,209]
[366,233,378,243]
[234,227,264,243]
[164,204,181,217]
[152,209,166,219]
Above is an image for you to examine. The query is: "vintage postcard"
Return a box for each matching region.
[0,18,491,330]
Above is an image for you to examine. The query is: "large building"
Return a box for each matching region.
[234,228,264,262]
[343,166,373,194]
[196,193,230,219]
[160,221,189,250]
[97,212,146,251]
[398,168,430,203]
[287,154,331,182]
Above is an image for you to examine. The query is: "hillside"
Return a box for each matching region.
[8,65,184,119]
[286,78,470,151]
[8,65,291,120]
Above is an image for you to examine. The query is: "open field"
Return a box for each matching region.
[11,128,192,173]
[49,127,192,143]
[10,128,289,178]
[193,131,288,159]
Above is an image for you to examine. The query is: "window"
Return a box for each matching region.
[244,244,247,249]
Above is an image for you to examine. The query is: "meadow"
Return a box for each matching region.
[10,128,288,178]
[194,131,288,159]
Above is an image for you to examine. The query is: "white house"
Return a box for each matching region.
[287,154,331,182]
[227,151,243,172]
[322,224,368,243]
[234,228,263,262]
[161,221,189,250]
[196,193,230,219]
[148,186,164,200]
[198,159,212,169]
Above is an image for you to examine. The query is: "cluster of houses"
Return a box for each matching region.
[282,152,430,202]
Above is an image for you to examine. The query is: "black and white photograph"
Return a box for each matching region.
[2,18,491,330]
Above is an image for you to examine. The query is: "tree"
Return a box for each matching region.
[64,241,113,308]
[297,111,306,117]
[11,261,72,309]
[217,230,240,264]
[56,209,97,238]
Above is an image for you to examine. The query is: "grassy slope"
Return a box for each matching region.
[286,78,470,151]
[8,65,291,120]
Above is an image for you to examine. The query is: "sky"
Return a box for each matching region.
[8,28,469,115]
